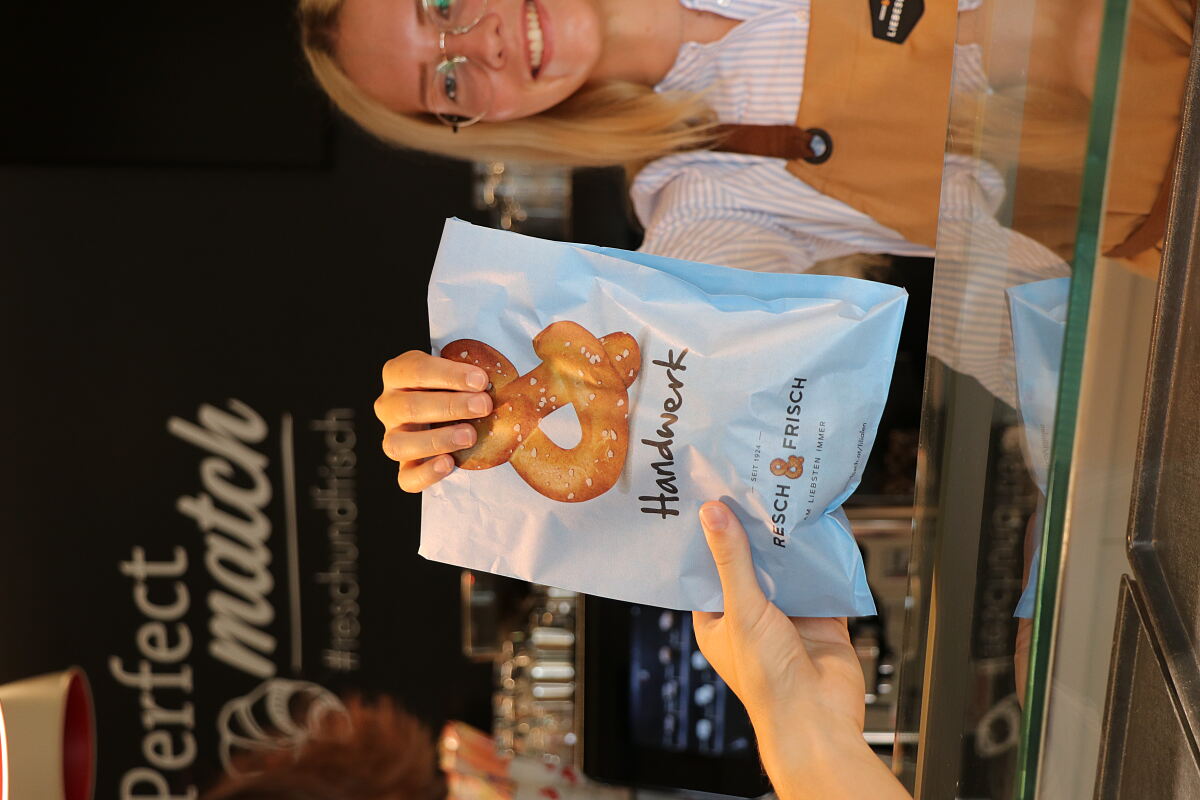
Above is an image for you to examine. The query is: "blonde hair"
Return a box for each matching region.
[298,0,721,168]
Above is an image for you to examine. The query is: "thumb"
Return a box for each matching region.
[699,501,768,628]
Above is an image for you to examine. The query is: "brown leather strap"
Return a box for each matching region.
[712,124,829,162]
[1105,146,1179,259]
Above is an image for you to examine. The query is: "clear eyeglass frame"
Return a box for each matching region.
[420,0,492,131]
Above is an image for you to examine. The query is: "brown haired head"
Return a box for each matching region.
[202,696,448,800]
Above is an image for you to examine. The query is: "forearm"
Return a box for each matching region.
[753,714,912,800]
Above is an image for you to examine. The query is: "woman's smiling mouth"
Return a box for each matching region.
[524,0,548,77]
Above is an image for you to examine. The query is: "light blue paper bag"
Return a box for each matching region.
[420,219,907,616]
[1007,277,1070,618]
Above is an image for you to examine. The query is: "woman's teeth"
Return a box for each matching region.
[525,0,544,74]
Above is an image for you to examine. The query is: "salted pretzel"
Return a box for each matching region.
[441,321,641,502]
[770,455,805,480]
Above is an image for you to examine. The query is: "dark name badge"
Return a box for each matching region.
[869,0,924,44]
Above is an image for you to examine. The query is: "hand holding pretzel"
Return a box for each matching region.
[374,350,495,493]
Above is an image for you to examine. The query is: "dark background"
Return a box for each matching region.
[1,1,510,795]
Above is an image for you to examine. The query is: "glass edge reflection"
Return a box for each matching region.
[1013,0,1135,796]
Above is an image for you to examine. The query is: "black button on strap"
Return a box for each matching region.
[802,128,833,164]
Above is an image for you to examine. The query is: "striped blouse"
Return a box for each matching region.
[632,0,1071,408]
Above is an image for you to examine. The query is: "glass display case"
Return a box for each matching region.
[897,0,1198,798]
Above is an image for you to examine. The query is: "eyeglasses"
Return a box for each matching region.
[421,0,493,131]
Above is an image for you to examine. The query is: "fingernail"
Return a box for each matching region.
[452,426,474,447]
[466,370,488,391]
[433,456,452,475]
[699,504,729,531]
[468,395,489,415]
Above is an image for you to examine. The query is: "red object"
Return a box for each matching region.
[61,671,94,800]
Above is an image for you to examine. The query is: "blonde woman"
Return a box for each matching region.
[319,0,1056,479]
[307,0,1197,473]
[304,1,1187,797]
[303,0,1190,410]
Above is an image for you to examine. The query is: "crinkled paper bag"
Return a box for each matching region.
[420,219,907,616]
